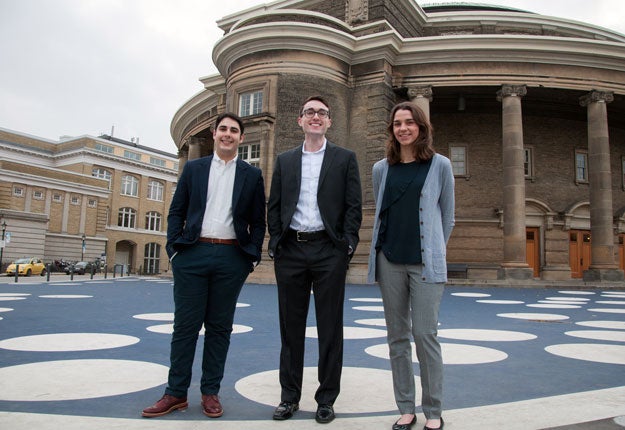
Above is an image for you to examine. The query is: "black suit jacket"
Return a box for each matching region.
[267,141,362,254]
[166,155,266,263]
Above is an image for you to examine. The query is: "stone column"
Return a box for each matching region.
[188,137,203,161]
[407,86,433,119]
[579,90,624,281]
[496,84,533,280]
[177,147,188,177]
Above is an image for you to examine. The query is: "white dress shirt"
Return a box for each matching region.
[290,140,326,232]
[200,152,237,239]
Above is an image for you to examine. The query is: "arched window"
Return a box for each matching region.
[92,167,112,188]
[118,207,136,228]
[121,175,138,196]
[144,243,161,274]
[145,211,162,231]
[147,180,164,201]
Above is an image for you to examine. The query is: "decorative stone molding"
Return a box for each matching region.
[496,84,527,101]
[407,86,433,101]
[579,90,614,106]
[345,0,368,25]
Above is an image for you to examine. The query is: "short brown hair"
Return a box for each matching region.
[385,102,435,165]
[300,95,330,117]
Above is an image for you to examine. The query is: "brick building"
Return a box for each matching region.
[0,127,178,274]
[174,0,625,284]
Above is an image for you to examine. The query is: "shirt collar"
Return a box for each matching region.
[213,151,238,165]
[301,139,327,155]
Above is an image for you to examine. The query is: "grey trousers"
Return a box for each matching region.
[376,252,444,419]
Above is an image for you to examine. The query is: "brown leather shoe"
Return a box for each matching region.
[142,394,188,417]
[201,394,223,418]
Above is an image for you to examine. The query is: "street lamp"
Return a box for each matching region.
[0,221,6,271]
[81,234,86,261]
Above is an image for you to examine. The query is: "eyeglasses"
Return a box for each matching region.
[301,108,330,119]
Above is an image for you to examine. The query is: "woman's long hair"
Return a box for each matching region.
[385,102,435,165]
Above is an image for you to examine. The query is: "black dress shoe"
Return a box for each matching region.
[423,417,444,430]
[392,414,416,430]
[272,401,299,420]
[315,404,335,423]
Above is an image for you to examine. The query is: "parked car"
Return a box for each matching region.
[64,261,97,275]
[6,258,47,277]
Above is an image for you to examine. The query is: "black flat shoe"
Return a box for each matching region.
[392,415,416,430]
[315,404,335,423]
[272,401,299,420]
[423,417,444,430]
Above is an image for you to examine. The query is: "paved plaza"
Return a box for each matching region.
[0,274,624,429]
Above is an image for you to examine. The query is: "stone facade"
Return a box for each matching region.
[171,0,625,284]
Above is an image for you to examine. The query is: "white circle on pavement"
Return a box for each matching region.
[354,318,387,327]
[545,344,625,365]
[0,359,169,401]
[576,320,625,330]
[0,297,26,301]
[133,313,173,321]
[0,333,139,352]
[146,323,253,335]
[306,326,387,339]
[564,330,625,342]
[0,293,30,296]
[0,307,14,312]
[558,291,595,295]
[352,305,385,312]
[476,300,524,304]
[588,308,625,314]
[438,329,537,341]
[365,342,508,364]
[527,304,580,309]
[350,297,383,302]
[451,292,491,297]
[497,313,569,321]
[595,300,625,305]
[39,295,93,299]
[235,367,406,413]
[545,297,589,302]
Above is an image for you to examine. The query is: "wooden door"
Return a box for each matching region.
[569,230,591,278]
[526,227,540,277]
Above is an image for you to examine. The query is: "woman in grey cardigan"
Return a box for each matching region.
[367,102,455,430]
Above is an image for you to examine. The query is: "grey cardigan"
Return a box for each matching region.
[367,154,455,284]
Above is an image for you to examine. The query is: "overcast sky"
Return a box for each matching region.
[1,0,623,154]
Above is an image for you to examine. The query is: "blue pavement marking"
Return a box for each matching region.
[0,278,624,429]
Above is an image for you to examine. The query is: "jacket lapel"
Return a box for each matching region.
[233,158,249,209]
[318,141,336,189]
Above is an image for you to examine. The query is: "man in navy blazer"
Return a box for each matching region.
[143,113,265,419]
[268,96,362,424]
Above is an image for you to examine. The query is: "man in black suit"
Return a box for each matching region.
[268,96,362,424]
[142,113,266,419]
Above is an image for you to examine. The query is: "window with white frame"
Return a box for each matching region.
[13,186,24,197]
[239,90,263,117]
[524,147,534,178]
[95,143,113,153]
[449,146,467,177]
[150,157,166,167]
[53,193,62,202]
[124,150,141,161]
[121,175,139,196]
[118,207,136,228]
[145,211,162,231]
[70,196,80,205]
[88,199,97,208]
[238,143,261,167]
[33,190,44,200]
[147,180,164,201]
[92,167,112,187]
[575,151,588,183]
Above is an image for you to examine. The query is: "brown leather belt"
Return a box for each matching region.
[198,237,238,245]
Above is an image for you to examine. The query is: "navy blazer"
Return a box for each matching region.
[166,155,266,263]
[267,141,362,254]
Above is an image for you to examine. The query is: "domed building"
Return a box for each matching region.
[170,0,625,284]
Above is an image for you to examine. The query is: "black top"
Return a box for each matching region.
[377,158,432,264]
